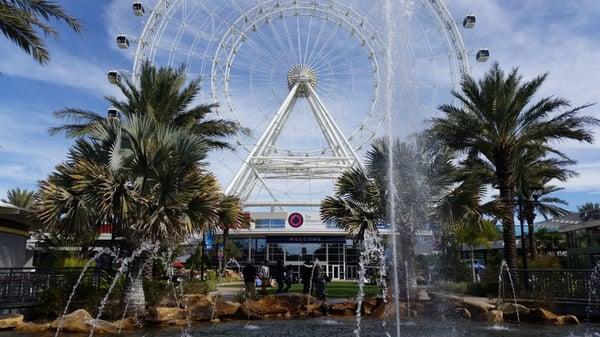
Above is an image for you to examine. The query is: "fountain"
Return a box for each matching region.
[497,260,520,323]
[54,248,119,337]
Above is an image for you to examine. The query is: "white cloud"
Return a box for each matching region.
[0,41,120,97]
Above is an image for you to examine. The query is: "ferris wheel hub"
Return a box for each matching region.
[287,64,317,97]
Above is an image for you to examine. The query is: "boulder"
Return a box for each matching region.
[328,300,357,316]
[146,307,187,323]
[499,303,530,322]
[306,300,325,315]
[50,309,93,333]
[462,299,495,319]
[214,297,242,317]
[186,294,214,321]
[112,317,138,331]
[241,294,307,318]
[88,319,120,334]
[362,298,384,315]
[551,315,580,326]
[525,307,557,324]
[484,310,503,323]
[0,314,23,330]
[14,322,51,333]
[417,290,431,301]
[456,307,471,320]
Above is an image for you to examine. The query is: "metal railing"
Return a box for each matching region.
[0,267,101,309]
[509,269,594,303]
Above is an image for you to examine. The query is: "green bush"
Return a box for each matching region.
[182,275,217,295]
[433,281,468,295]
[143,279,172,306]
[466,281,499,298]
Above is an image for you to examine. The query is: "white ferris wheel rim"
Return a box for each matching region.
[131,0,470,154]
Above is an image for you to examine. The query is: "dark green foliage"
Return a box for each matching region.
[142,279,172,306]
[466,282,499,298]
[0,0,82,64]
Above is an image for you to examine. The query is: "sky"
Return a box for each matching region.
[0,0,599,214]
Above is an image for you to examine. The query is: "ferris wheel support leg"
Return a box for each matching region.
[226,84,300,199]
[306,85,364,171]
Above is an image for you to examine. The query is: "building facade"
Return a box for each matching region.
[536,209,600,269]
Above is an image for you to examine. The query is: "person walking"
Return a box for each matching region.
[242,261,257,299]
[473,260,486,283]
[300,258,314,294]
[274,260,286,293]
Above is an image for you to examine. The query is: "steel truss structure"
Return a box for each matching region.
[121,0,475,206]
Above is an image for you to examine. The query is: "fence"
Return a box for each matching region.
[0,267,101,309]
[508,269,594,303]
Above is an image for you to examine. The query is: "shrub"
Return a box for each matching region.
[182,276,217,295]
[466,281,499,298]
[143,279,172,306]
[433,281,468,295]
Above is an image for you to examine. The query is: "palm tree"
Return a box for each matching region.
[322,136,465,292]
[2,187,35,208]
[50,61,244,150]
[430,62,599,276]
[34,116,222,315]
[578,202,600,212]
[0,0,81,64]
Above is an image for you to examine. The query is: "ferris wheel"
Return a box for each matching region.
[112,0,486,205]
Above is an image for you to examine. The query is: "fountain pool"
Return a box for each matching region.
[4,318,599,337]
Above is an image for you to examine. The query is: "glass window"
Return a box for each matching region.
[255,219,270,229]
[283,243,301,262]
[254,218,286,229]
[271,219,285,228]
[328,243,343,263]
[268,243,284,262]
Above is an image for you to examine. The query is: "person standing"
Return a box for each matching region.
[283,265,294,292]
[274,260,286,293]
[300,258,314,294]
[242,261,257,299]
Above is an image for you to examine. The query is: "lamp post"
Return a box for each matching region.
[517,194,528,271]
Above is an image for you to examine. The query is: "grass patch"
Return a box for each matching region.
[221,281,380,299]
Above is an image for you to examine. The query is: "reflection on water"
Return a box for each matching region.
[3,318,600,337]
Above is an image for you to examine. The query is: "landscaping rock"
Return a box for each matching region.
[214,296,242,317]
[552,315,580,325]
[484,310,504,323]
[0,314,23,329]
[362,298,384,315]
[186,294,214,321]
[525,307,557,324]
[456,307,471,320]
[328,300,357,316]
[88,319,120,334]
[499,303,530,322]
[462,299,495,319]
[112,317,138,331]
[146,307,187,323]
[241,294,308,318]
[50,309,93,333]
[417,290,431,301]
[306,300,325,315]
[14,322,51,333]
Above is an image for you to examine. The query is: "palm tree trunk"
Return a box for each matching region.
[398,228,416,299]
[496,163,519,285]
[221,227,229,274]
[470,245,476,283]
[525,205,537,259]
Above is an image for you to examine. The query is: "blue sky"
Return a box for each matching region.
[0,0,599,214]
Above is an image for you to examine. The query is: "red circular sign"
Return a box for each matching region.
[288,212,304,228]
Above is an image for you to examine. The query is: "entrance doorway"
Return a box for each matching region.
[328,265,343,280]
